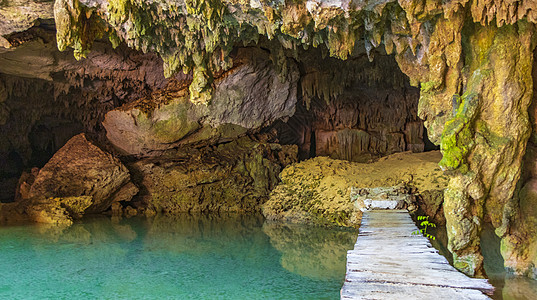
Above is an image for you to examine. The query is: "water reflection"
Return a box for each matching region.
[480,223,537,300]
[502,276,537,299]
[263,222,357,280]
[30,217,138,244]
[431,223,537,300]
[142,213,268,258]
[0,213,356,299]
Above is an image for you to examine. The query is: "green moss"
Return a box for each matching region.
[452,252,483,277]
[420,81,441,94]
[439,91,479,173]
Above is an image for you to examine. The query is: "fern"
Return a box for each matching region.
[412,215,436,240]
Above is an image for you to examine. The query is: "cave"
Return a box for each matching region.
[0,32,437,204]
[1,0,537,298]
[268,47,439,162]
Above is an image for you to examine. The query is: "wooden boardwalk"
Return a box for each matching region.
[341,210,494,299]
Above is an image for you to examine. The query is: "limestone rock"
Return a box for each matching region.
[102,85,201,155]
[0,1,54,42]
[0,202,28,224]
[103,48,299,155]
[24,133,137,221]
[263,151,446,227]
[503,179,537,279]
[25,196,93,225]
[109,182,139,204]
[440,23,536,277]
[205,48,299,129]
[273,51,424,162]
[351,185,414,211]
[0,39,57,80]
[131,137,297,214]
[0,35,178,203]
[415,189,445,225]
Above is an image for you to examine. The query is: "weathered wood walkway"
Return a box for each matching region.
[341,210,494,299]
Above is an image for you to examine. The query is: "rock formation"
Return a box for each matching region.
[12,133,138,224]
[0,0,537,280]
[263,151,446,226]
[131,136,297,215]
[103,47,299,155]
[273,51,426,162]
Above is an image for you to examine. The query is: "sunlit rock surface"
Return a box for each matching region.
[263,151,446,226]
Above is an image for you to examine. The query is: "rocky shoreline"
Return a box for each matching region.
[263,151,447,227]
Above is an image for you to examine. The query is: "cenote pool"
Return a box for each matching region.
[0,214,358,299]
[2,214,536,299]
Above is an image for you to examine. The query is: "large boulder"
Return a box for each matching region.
[103,48,299,156]
[102,86,202,155]
[18,133,138,224]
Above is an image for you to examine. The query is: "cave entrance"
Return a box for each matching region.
[270,48,439,162]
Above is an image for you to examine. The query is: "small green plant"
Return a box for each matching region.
[412,215,436,240]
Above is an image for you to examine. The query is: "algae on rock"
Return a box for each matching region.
[441,22,536,277]
[130,137,298,215]
[263,151,447,227]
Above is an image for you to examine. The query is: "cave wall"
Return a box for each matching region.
[2,0,537,279]
[0,26,183,202]
[437,22,536,277]
[0,37,424,229]
[509,48,537,280]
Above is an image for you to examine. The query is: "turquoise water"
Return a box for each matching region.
[0,214,357,299]
[429,224,537,300]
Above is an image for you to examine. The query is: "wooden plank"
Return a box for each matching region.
[341,282,491,300]
[341,210,494,299]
